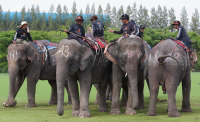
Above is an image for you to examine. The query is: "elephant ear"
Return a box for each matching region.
[79,45,94,71]
[105,42,118,64]
[26,42,37,63]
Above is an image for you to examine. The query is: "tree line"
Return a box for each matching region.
[0,2,200,33]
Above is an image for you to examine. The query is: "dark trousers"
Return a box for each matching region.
[68,34,85,44]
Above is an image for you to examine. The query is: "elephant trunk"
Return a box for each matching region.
[8,65,19,104]
[126,62,139,108]
[56,63,68,116]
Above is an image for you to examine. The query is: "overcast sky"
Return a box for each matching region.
[1,0,200,21]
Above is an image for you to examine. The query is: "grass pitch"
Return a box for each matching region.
[0,73,200,122]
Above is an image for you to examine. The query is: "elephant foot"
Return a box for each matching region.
[146,110,156,116]
[3,100,17,107]
[181,107,192,112]
[94,102,99,105]
[98,107,108,112]
[134,105,144,110]
[67,102,72,105]
[168,110,180,117]
[48,101,57,105]
[78,110,91,118]
[71,110,79,117]
[26,103,36,107]
[110,109,121,115]
[120,102,126,106]
[125,108,137,115]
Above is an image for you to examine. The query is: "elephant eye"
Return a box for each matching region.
[122,55,127,62]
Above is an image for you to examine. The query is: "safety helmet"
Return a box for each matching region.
[120,14,129,20]
[90,15,98,21]
[172,20,181,26]
[75,15,84,21]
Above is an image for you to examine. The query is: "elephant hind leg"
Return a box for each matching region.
[146,73,159,116]
[48,80,57,105]
[165,77,180,117]
[181,69,192,112]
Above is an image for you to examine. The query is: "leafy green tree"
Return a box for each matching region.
[97,5,103,22]
[150,7,158,29]
[9,11,18,30]
[168,7,176,32]
[157,5,163,28]
[41,11,47,31]
[0,4,3,31]
[20,6,26,21]
[56,4,62,29]
[48,4,55,31]
[126,5,132,17]
[116,6,124,28]
[26,8,32,24]
[180,7,189,31]
[30,5,37,30]
[190,8,200,33]
[111,6,117,28]
[62,5,69,26]
[104,3,112,27]
[131,2,137,23]
[71,1,78,24]
[162,6,168,28]
[91,3,96,15]
[4,10,11,30]
[35,5,41,30]
[84,3,91,26]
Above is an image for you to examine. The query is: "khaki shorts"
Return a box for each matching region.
[16,39,28,45]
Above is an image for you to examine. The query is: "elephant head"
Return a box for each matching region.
[56,39,93,116]
[105,37,145,107]
[6,42,37,106]
[190,50,198,69]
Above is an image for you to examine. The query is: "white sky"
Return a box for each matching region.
[1,0,200,21]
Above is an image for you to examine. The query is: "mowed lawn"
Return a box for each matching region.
[0,73,200,122]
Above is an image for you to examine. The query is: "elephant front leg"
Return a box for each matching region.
[48,80,57,105]
[65,81,72,105]
[78,67,92,118]
[68,77,80,117]
[125,81,137,115]
[181,70,192,112]
[110,65,123,115]
[3,72,25,107]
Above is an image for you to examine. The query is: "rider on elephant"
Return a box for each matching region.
[109,14,136,37]
[64,15,86,44]
[90,15,104,39]
[138,25,146,39]
[13,21,35,44]
[172,20,192,49]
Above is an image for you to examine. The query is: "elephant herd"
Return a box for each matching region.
[4,36,198,118]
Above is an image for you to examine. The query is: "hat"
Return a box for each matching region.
[17,21,28,28]
[90,15,98,21]
[172,21,181,26]
[140,25,145,29]
[120,14,129,20]
[75,15,84,21]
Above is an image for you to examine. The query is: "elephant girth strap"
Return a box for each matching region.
[104,44,117,65]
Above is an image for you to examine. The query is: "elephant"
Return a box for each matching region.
[3,41,71,107]
[105,36,146,115]
[55,39,111,118]
[146,39,198,117]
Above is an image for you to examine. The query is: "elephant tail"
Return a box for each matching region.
[157,55,186,71]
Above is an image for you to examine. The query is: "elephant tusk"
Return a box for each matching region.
[125,73,128,77]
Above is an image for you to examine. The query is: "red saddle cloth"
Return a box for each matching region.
[86,33,108,51]
[173,39,190,52]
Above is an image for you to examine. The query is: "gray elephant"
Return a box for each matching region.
[55,39,111,118]
[105,36,146,115]
[3,41,71,107]
[146,39,198,117]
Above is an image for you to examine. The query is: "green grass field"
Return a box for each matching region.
[0,73,200,122]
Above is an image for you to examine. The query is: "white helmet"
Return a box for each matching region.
[17,21,28,28]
